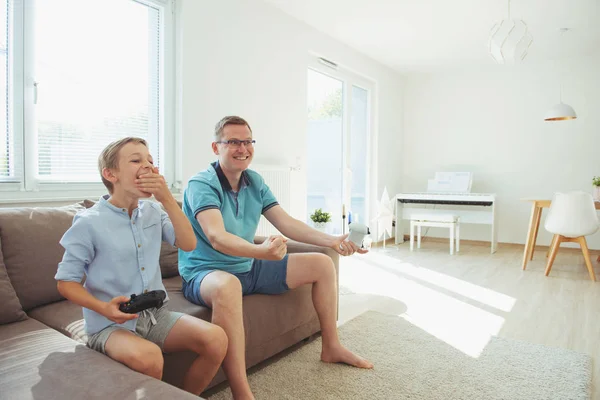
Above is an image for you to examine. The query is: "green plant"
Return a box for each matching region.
[593,176,600,187]
[310,208,331,223]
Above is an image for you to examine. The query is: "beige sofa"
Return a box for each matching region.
[0,201,339,399]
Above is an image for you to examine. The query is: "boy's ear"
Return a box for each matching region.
[211,142,219,155]
[101,167,118,184]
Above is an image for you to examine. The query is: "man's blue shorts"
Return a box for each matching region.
[181,255,290,308]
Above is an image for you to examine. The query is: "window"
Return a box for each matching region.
[0,0,12,181]
[0,0,175,201]
[306,58,373,233]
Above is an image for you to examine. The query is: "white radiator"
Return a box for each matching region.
[250,165,291,237]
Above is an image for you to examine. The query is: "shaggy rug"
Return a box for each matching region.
[206,311,592,400]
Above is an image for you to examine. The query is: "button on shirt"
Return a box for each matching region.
[55,196,176,335]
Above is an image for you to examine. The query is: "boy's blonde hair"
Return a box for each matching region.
[98,137,148,194]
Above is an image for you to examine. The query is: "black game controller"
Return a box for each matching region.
[119,290,166,314]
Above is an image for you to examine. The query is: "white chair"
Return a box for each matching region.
[410,214,460,255]
[544,191,598,281]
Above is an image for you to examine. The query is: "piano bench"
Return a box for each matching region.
[409,214,460,255]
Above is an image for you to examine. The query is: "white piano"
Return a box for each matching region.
[394,191,497,254]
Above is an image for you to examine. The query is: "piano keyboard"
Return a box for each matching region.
[396,192,496,206]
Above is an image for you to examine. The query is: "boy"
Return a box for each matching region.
[55,137,227,396]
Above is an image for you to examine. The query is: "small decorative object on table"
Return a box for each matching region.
[592,176,600,201]
[310,208,331,232]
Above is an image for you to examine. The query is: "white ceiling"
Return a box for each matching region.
[262,0,600,73]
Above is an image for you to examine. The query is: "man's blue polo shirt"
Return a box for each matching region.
[178,161,278,282]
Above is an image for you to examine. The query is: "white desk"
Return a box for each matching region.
[394,192,497,253]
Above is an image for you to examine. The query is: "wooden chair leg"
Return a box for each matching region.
[577,236,597,282]
[545,235,563,276]
[530,208,542,260]
[547,234,557,258]
[522,204,541,270]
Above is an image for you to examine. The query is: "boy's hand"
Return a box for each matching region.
[102,296,138,324]
[330,233,369,256]
[136,167,172,203]
[259,235,288,260]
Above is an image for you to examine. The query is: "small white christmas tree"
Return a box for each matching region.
[372,187,394,248]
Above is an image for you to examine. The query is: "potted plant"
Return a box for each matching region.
[593,176,600,201]
[310,208,331,232]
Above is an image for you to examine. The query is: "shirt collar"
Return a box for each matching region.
[99,194,141,216]
[212,161,250,192]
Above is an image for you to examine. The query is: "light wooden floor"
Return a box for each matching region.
[337,240,600,399]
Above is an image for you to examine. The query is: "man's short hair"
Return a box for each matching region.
[214,116,252,140]
[98,137,148,194]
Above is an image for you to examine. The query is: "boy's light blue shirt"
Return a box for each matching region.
[178,161,278,282]
[55,195,175,335]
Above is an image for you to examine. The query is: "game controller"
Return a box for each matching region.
[119,290,166,314]
[344,222,371,249]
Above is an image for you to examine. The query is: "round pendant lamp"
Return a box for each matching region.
[488,0,533,64]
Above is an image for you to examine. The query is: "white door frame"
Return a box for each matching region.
[307,55,375,232]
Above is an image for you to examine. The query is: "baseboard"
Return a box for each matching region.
[370,235,600,255]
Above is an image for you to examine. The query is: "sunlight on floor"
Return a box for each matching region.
[339,253,514,358]
[366,252,516,312]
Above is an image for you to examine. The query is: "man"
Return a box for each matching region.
[179,116,372,400]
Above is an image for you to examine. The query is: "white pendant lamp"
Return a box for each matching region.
[544,103,577,121]
[488,0,533,64]
[544,28,577,122]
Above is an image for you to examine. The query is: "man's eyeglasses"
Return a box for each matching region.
[216,139,256,148]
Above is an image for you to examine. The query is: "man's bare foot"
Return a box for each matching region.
[321,344,373,369]
[230,389,255,400]
[230,381,255,400]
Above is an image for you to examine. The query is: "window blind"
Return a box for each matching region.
[35,0,161,182]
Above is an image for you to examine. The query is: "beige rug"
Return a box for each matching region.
[206,311,592,400]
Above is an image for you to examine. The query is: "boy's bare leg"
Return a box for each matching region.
[200,271,254,400]
[162,315,228,395]
[104,330,164,379]
[286,253,373,369]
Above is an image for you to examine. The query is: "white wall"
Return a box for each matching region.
[177,0,404,225]
[402,55,600,248]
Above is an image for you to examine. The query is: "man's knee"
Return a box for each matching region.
[313,253,336,279]
[206,273,243,308]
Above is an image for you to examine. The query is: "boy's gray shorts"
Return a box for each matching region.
[87,307,184,354]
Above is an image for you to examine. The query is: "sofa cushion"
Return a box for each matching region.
[27,300,87,344]
[165,274,317,343]
[27,277,199,346]
[78,198,98,209]
[0,318,200,400]
[160,241,180,278]
[0,204,85,310]
[0,243,27,324]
